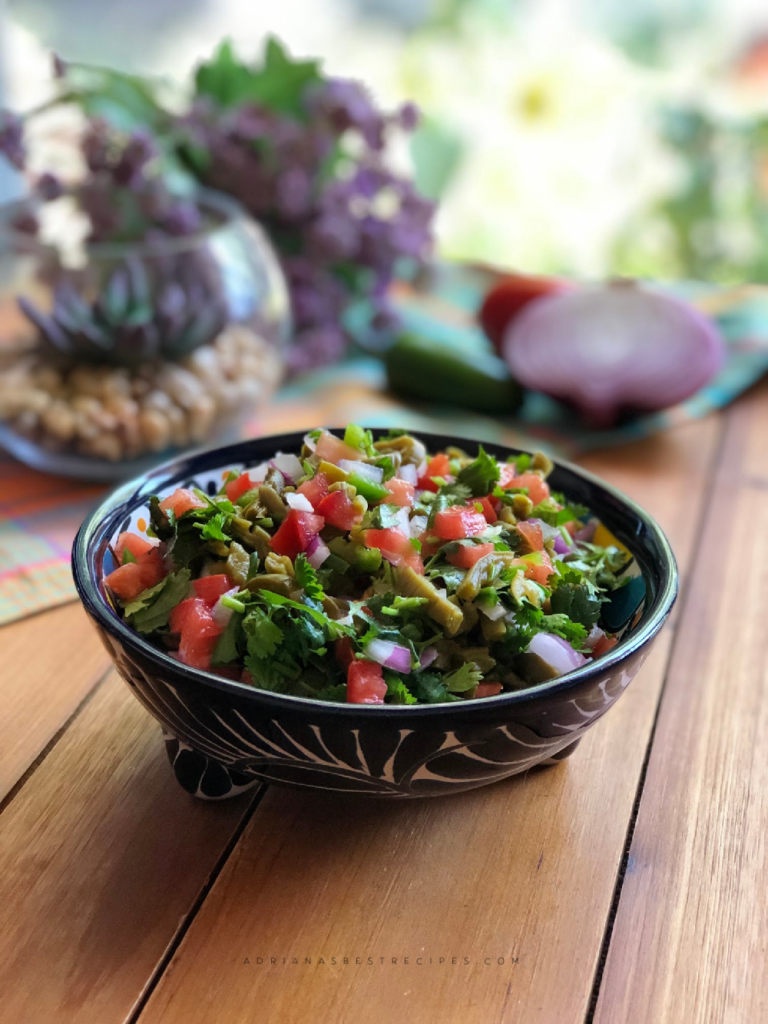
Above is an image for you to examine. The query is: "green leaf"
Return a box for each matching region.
[257,590,353,639]
[343,423,376,456]
[531,498,589,527]
[194,36,321,116]
[315,683,348,702]
[124,569,191,634]
[294,553,325,602]
[540,613,588,647]
[121,547,137,565]
[197,511,231,542]
[410,672,461,704]
[384,672,418,705]
[443,662,483,693]
[242,606,284,659]
[212,612,242,665]
[456,446,500,497]
[549,581,603,627]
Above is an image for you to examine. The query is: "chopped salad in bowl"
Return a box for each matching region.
[102,425,642,706]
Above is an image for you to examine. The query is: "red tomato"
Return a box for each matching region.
[335,636,355,669]
[158,487,207,517]
[224,472,254,502]
[383,477,415,507]
[104,547,165,602]
[270,509,325,559]
[315,489,360,531]
[475,681,503,698]
[592,634,618,658]
[514,550,555,586]
[498,464,518,489]
[347,660,387,704]
[169,596,197,634]
[114,530,158,563]
[479,274,565,353]
[476,496,497,524]
[193,574,232,606]
[315,431,362,465]
[241,668,255,686]
[364,528,424,573]
[446,542,495,569]
[516,520,544,552]
[297,471,330,510]
[417,453,452,492]
[177,599,224,670]
[513,473,550,505]
[433,505,488,540]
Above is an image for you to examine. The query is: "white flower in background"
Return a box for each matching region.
[395,24,679,275]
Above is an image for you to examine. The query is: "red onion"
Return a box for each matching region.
[575,522,596,543]
[364,639,412,674]
[307,536,331,569]
[212,587,240,628]
[285,492,315,513]
[503,281,726,427]
[554,534,571,555]
[398,463,418,485]
[419,646,438,669]
[270,453,304,484]
[527,632,586,676]
[338,459,383,482]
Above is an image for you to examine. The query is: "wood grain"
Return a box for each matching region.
[594,384,768,1023]
[0,601,111,801]
[0,671,256,1024]
[136,416,721,1024]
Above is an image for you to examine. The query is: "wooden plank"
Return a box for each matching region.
[0,671,256,1024]
[136,416,721,1024]
[0,601,111,802]
[593,385,768,1023]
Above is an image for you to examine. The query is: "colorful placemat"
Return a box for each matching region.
[3,263,768,627]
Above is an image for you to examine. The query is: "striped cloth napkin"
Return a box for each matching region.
[2,263,768,627]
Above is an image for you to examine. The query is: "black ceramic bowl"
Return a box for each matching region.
[72,430,677,800]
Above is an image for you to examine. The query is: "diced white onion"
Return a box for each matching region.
[285,492,315,513]
[212,587,240,628]
[307,538,331,569]
[479,601,507,621]
[270,452,304,484]
[338,459,383,483]
[398,463,418,485]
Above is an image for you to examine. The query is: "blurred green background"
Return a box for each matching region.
[4,0,768,285]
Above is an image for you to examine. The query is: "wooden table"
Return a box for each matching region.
[2,385,766,1024]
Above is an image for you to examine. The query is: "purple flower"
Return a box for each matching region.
[0,109,25,170]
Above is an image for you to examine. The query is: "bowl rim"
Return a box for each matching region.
[72,428,679,717]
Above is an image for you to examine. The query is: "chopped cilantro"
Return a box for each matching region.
[455,446,500,496]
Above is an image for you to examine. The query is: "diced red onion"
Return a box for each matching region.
[575,521,596,543]
[398,463,418,485]
[527,632,587,676]
[270,452,304,485]
[554,535,571,555]
[285,492,315,513]
[338,459,383,483]
[307,537,331,569]
[364,639,412,674]
[419,646,438,669]
[478,601,507,621]
[584,625,604,651]
[212,587,240,628]
[503,281,726,427]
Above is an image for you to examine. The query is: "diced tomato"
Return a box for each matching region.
[514,550,555,586]
[104,547,166,602]
[224,472,254,502]
[447,542,494,569]
[498,463,518,489]
[335,636,355,669]
[297,471,330,510]
[517,520,544,552]
[115,530,158,563]
[315,431,363,465]
[270,508,325,559]
[475,681,503,698]
[479,274,566,353]
[592,634,618,658]
[382,477,415,507]
[193,574,232,607]
[364,528,424,573]
[177,599,224,670]
[169,596,197,634]
[475,496,497,524]
[514,473,550,505]
[417,452,452,492]
[433,505,488,541]
[158,487,207,517]
[315,489,360,531]
[347,660,388,704]
[210,665,242,680]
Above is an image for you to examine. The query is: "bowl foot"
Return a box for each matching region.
[540,738,582,765]
[163,733,260,800]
